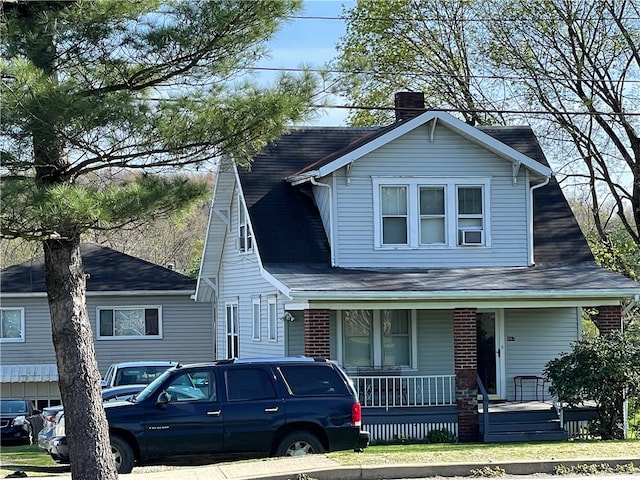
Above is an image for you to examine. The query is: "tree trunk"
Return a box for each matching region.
[44,238,117,480]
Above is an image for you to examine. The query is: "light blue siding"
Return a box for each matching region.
[325,123,531,268]
[504,307,580,400]
[216,186,287,359]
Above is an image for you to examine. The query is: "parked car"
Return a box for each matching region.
[37,405,64,453]
[101,361,176,388]
[47,384,147,464]
[0,398,42,445]
[101,357,369,473]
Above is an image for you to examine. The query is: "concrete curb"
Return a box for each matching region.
[236,458,640,480]
[24,456,640,480]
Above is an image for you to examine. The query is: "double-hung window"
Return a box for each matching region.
[97,306,161,339]
[457,185,484,245]
[1,308,25,342]
[252,297,261,341]
[381,186,408,245]
[267,297,277,341]
[238,197,252,253]
[340,309,415,368]
[374,178,489,248]
[226,301,239,358]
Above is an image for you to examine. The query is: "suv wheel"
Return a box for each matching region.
[277,431,324,456]
[111,435,135,474]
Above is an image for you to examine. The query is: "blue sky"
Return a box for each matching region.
[258,1,355,125]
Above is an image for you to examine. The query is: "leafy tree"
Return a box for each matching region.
[0,1,316,479]
[333,0,503,126]
[334,0,640,250]
[544,331,640,439]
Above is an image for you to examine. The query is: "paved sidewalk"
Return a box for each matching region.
[26,455,640,480]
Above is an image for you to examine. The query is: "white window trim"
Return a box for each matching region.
[225,300,239,358]
[238,195,252,254]
[267,297,277,342]
[336,309,417,369]
[252,297,261,341]
[373,177,491,249]
[96,306,163,340]
[0,307,25,343]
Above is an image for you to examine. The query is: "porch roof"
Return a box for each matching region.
[0,364,58,383]
[267,263,640,307]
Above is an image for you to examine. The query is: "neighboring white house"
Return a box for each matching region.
[195,92,640,442]
[1,243,214,408]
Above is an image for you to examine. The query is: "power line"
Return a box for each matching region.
[249,65,640,86]
[311,103,640,117]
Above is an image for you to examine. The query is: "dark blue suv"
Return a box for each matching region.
[103,357,369,473]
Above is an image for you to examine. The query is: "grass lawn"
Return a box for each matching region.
[2,440,639,477]
[328,439,640,465]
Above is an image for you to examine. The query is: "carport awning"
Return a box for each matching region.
[0,364,58,383]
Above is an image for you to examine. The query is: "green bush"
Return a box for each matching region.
[544,331,640,440]
[424,428,457,444]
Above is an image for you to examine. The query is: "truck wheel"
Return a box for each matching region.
[276,431,324,457]
[111,435,135,474]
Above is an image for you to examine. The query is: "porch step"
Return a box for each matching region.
[479,407,569,443]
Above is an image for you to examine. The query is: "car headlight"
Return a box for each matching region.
[12,416,27,426]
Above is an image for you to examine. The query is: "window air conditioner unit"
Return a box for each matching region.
[459,228,483,246]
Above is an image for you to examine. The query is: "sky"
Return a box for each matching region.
[257,1,355,126]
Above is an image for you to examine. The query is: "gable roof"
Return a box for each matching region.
[287,111,552,184]
[1,243,196,294]
[238,125,593,268]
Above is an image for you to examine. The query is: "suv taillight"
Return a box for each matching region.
[351,402,362,427]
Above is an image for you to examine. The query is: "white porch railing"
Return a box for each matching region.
[351,374,456,409]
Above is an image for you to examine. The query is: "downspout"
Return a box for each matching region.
[529,176,551,265]
[310,178,335,267]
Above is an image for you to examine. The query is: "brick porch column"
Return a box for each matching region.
[594,305,623,334]
[454,308,479,442]
[304,309,330,358]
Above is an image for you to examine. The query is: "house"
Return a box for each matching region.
[0,243,214,409]
[195,92,640,442]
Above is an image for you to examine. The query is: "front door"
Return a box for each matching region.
[476,311,505,399]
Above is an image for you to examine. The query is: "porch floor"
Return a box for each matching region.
[479,400,554,414]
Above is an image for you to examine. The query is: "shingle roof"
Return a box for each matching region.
[239,124,594,268]
[1,243,196,294]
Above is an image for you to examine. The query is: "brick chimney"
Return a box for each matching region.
[394,92,426,122]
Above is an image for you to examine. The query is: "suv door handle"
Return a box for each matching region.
[207,410,221,416]
[264,407,279,413]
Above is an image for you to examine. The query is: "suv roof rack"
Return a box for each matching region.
[216,357,327,365]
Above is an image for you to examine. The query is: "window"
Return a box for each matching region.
[225,368,276,401]
[267,297,277,341]
[226,302,239,358]
[381,310,410,366]
[381,186,408,245]
[97,307,161,339]
[340,309,415,368]
[238,197,252,253]
[343,310,372,367]
[252,297,261,341]
[374,178,489,248]
[1,308,24,342]
[280,365,350,396]
[457,186,484,245]
[165,371,215,402]
[419,186,446,244]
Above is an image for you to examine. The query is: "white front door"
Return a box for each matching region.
[477,310,506,399]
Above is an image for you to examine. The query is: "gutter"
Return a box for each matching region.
[287,289,639,302]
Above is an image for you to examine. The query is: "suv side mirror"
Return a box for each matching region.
[156,391,171,406]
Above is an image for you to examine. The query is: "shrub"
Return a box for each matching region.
[425,428,457,444]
